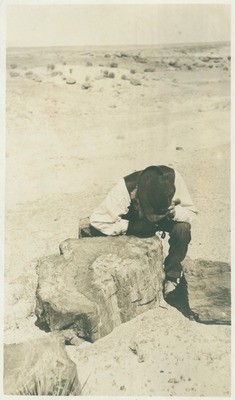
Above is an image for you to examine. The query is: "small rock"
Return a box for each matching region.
[130,78,141,86]
[200,57,210,62]
[82,82,92,89]
[66,77,76,85]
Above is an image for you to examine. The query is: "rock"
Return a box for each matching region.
[144,68,156,73]
[130,78,141,86]
[66,77,76,85]
[33,76,42,83]
[183,257,231,323]
[200,57,210,62]
[176,146,183,151]
[81,82,92,89]
[35,236,164,342]
[4,335,80,395]
[168,60,178,68]
[133,55,147,64]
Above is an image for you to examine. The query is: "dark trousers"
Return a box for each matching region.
[156,220,191,279]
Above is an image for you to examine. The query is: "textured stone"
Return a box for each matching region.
[4,334,80,395]
[35,236,164,342]
[183,257,231,323]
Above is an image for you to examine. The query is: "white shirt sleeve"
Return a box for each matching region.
[90,178,131,235]
[173,170,199,224]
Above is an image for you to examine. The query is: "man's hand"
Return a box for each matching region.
[166,203,176,220]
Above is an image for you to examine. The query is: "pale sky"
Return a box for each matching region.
[6,3,231,47]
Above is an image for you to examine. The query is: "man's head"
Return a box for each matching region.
[137,165,175,222]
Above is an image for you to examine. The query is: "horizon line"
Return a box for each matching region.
[6,39,230,50]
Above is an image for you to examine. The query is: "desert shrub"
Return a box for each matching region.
[227,56,231,61]
[110,62,118,68]
[62,61,67,65]
[86,61,93,67]
[169,61,177,67]
[69,68,73,74]
[47,64,55,71]
[17,372,85,396]
[10,63,17,69]
[105,54,111,58]
[103,70,109,77]
[130,69,136,74]
[25,71,33,76]
[108,72,115,78]
[10,71,20,77]
[121,74,127,80]
[144,67,155,72]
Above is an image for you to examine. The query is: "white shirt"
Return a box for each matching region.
[90,170,198,235]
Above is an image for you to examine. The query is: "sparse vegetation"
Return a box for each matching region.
[86,61,93,67]
[108,72,115,79]
[17,372,85,396]
[103,70,109,77]
[121,74,128,80]
[47,64,55,71]
[105,54,111,58]
[25,71,33,76]
[110,62,118,68]
[10,71,20,77]
[10,63,17,69]
[144,67,155,73]
[69,68,73,74]
[130,69,136,74]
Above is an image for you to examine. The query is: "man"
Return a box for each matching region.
[82,165,198,299]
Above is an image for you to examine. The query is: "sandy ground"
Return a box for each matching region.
[4,43,231,396]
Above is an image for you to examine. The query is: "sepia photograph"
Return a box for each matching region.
[1,1,232,397]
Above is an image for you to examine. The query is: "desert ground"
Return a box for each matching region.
[4,42,231,396]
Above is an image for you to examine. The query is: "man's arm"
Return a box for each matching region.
[172,170,199,223]
[90,179,130,235]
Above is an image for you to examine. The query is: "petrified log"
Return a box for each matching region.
[183,258,231,324]
[35,236,164,342]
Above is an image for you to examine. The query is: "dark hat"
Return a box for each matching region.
[137,165,175,223]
